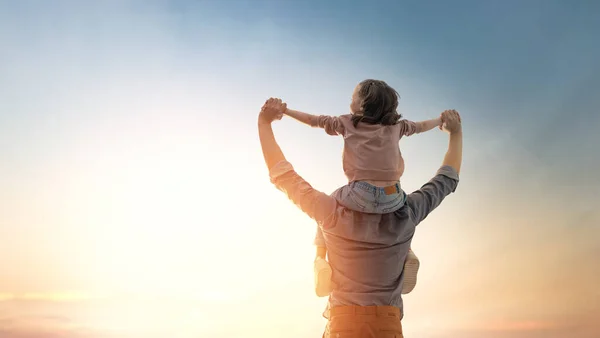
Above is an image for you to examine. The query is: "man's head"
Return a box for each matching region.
[350,79,401,127]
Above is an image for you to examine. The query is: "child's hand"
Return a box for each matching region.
[259,98,287,124]
[438,112,446,130]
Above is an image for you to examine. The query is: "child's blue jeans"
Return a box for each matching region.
[314,181,406,246]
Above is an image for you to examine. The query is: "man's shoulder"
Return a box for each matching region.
[408,166,460,198]
[403,166,460,224]
[434,166,460,182]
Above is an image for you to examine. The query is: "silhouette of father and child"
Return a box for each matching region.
[258,79,463,338]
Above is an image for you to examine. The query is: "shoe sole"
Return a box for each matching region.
[402,257,420,294]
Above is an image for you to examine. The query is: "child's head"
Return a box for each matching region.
[350,79,401,127]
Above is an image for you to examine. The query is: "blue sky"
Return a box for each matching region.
[0,1,599,337]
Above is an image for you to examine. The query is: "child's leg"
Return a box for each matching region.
[316,245,327,260]
[314,226,332,297]
[401,248,420,295]
[373,182,406,214]
[314,225,326,258]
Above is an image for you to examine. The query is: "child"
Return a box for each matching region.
[283,79,442,297]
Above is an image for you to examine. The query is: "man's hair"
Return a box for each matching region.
[351,79,402,127]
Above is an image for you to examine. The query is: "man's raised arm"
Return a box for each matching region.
[407,109,463,226]
[258,98,336,225]
[258,98,287,170]
[441,110,463,174]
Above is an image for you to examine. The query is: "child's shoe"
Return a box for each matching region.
[314,256,333,297]
[401,249,420,294]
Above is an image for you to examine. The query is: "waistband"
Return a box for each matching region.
[329,305,401,318]
[352,181,401,196]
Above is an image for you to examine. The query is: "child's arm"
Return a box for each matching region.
[284,108,319,127]
[416,116,442,133]
[400,116,441,137]
[285,108,345,136]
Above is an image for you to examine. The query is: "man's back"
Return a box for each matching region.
[269,160,459,317]
[324,208,414,315]
[321,167,459,317]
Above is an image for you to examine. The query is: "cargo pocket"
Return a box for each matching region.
[326,319,356,338]
[378,328,404,338]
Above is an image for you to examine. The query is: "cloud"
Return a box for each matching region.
[422,316,600,338]
[0,293,104,302]
[0,313,97,338]
[476,319,565,332]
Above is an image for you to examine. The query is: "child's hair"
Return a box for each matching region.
[351,79,402,127]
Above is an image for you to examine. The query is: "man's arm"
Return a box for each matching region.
[441,110,463,174]
[406,110,463,225]
[406,165,459,226]
[258,102,336,224]
[415,117,442,134]
[442,131,463,174]
[258,121,286,171]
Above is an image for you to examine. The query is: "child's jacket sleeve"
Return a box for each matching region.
[398,119,419,137]
[316,115,345,136]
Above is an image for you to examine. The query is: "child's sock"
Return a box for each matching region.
[316,246,327,260]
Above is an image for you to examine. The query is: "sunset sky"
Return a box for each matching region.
[1,0,599,337]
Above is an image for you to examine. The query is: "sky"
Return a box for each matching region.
[0,0,599,337]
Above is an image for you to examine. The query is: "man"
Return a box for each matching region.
[258,98,463,338]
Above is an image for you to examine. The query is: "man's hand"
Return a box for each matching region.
[440,109,463,173]
[440,109,462,134]
[259,98,287,124]
[258,97,287,170]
